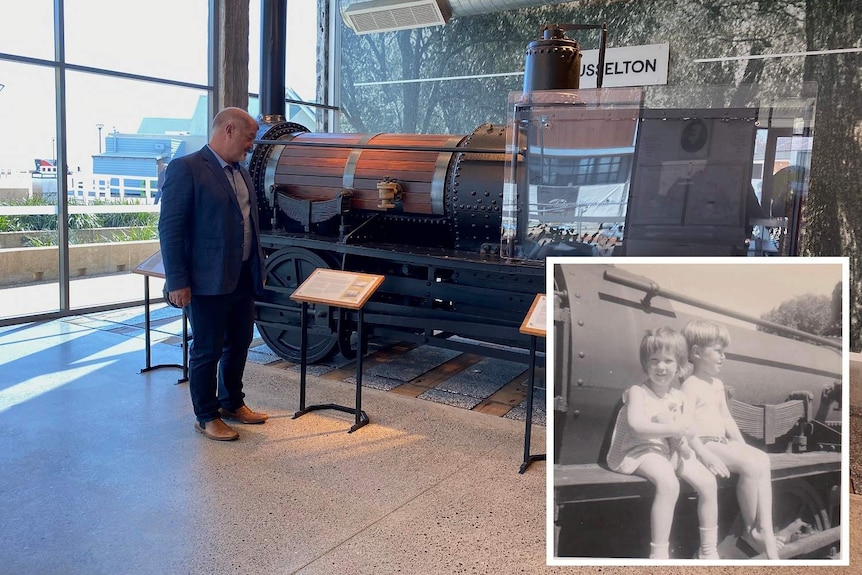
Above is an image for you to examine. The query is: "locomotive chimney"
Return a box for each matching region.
[522,23,607,92]
[259,0,287,123]
[522,25,581,92]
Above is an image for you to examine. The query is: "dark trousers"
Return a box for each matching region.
[186,263,254,423]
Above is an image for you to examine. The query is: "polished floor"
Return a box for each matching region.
[0,304,554,575]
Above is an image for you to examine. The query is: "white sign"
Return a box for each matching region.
[578,43,669,89]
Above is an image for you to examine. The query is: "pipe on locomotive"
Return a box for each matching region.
[602,270,842,350]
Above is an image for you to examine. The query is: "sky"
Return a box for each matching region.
[611,258,845,330]
[0,0,317,174]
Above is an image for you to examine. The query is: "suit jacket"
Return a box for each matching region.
[158,145,265,297]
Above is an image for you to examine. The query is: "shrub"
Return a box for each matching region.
[118,225,159,241]
[1,197,156,231]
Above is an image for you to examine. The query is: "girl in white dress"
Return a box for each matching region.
[607,327,720,559]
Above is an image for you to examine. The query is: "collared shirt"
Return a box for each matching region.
[208,146,252,262]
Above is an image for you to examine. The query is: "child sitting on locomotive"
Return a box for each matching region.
[681,319,782,560]
[606,327,720,560]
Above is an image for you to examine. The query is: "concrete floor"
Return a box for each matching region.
[0,311,555,575]
[0,311,859,574]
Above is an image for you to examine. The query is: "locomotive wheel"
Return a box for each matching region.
[336,308,357,360]
[721,477,831,559]
[771,478,830,538]
[255,248,337,363]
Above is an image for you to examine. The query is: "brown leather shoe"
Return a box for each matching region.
[195,418,239,441]
[218,405,268,424]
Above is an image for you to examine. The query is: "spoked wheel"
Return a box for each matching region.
[720,477,832,559]
[770,477,832,557]
[773,478,830,534]
[255,247,338,363]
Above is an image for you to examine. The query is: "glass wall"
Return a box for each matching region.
[0,0,55,59]
[248,0,318,103]
[0,60,60,317]
[0,0,211,322]
[64,71,209,310]
[64,0,209,86]
[335,0,862,350]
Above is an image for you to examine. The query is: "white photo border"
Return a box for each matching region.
[545,256,850,567]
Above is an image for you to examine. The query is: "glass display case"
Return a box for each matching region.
[501,83,817,259]
[502,87,643,260]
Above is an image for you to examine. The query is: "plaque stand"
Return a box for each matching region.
[290,269,384,433]
[519,294,547,474]
[133,251,189,384]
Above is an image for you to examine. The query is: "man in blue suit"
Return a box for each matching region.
[158,107,268,441]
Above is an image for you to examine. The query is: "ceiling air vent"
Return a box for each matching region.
[342,0,451,35]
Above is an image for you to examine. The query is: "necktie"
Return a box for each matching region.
[225,164,252,262]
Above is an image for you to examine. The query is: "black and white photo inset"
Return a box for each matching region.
[547,257,848,566]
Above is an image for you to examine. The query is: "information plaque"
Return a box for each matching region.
[291,269,384,310]
[133,250,165,278]
[133,250,188,383]
[519,294,547,337]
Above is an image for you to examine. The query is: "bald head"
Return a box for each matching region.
[209,107,258,164]
[213,107,257,132]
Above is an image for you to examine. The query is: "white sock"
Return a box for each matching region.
[698,526,719,559]
[650,542,669,559]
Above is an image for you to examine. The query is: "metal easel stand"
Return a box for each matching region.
[519,334,546,474]
[139,275,189,384]
[293,301,369,433]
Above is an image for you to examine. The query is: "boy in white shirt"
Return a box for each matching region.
[681,319,781,559]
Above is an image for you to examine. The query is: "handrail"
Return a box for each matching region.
[254,138,507,156]
[602,269,841,350]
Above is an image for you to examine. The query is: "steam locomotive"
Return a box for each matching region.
[246,22,801,364]
[248,120,545,362]
[246,22,617,364]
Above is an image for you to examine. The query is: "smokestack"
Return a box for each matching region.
[522,25,581,92]
[260,0,287,122]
